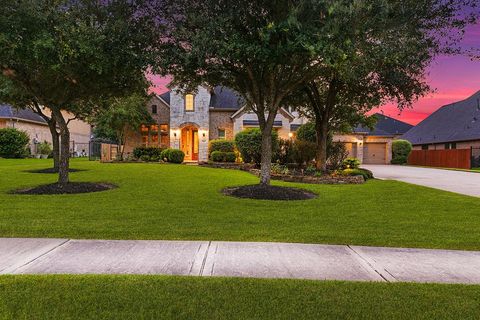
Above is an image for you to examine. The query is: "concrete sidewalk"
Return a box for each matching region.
[1,238,480,284]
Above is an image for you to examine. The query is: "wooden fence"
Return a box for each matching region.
[407,149,471,169]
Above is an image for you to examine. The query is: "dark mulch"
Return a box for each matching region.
[11,182,117,195]
[25,168,85,174]
[223,184,317,201]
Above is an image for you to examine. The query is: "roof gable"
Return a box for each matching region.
[402,90,480,145]
[0,104,47,124]
[354,113,413,136]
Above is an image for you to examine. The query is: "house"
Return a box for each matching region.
[124,86,409,164]
[0,104,92,155]
[402,90,480,150]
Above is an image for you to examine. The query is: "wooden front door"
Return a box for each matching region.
[181,127,199,161]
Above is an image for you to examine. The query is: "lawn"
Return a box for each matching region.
[1,275,479,320]
[1,158,480,250]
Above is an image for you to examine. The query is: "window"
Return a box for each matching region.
[218,129,226,139]
[160,124,169,146]
[444,142,457,150]
[151,105,157,114]
[421,144,429,150]
[185,94,194,111]
[141,125,149,145]
[150,125,159,144]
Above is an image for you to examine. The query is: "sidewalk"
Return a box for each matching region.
[1,238,480,284]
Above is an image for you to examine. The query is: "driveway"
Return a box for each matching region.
[363,165,480,197]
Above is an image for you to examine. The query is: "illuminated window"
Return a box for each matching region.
[185,94,194,111]
[141,125,149,145]
[218,129,226,139]
[150,125,159,144]
[160,124,169,146]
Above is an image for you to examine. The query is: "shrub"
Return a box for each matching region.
[37,141,52,155]
[0,128,30,158]
[160,148,171,161]
[150,155,160,162]
[139,154,151,162]
[342,157,360,169]
[296,122,316,143]
[326,142,349,170]
[339,168,374,180]
[277,139,295,164]
[234,128,279,165]
[211,151,225,162]
[224,152,236,163]
[209,139,235,154]
[391,139,412,164]
[167,149,185,163]
[133,146,164,159]
[271,163,290,175]
[291,140,316,166]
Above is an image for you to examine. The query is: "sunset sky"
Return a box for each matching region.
[149,23,480,126]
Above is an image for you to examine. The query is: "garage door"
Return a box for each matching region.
[363,143,386,164]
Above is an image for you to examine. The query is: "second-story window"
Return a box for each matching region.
[151,105,157,114]
[185,94,195,111]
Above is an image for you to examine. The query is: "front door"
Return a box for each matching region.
[181,127,199,161]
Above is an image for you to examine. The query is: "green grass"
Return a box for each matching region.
[1,158,480,250]
[1,275,479,319]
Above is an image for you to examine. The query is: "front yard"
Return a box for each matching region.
[1,158,480,250]
[1,275,480,320]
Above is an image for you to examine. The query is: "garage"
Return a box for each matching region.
[363,143,387,164]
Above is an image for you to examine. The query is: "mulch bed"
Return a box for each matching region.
[11,182,117,195]
[25,168,85,174]
[223,184,317,201]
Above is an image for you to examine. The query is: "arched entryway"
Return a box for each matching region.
[181,126,199,161]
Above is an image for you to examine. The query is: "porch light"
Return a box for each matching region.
[288,132,294,138]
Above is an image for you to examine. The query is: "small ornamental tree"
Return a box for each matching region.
[0,128,30,158]
[235,129,279,165]
[392,140,413,165]
[0,0,160,186]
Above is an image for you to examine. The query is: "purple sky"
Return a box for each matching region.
[149,23,480,125]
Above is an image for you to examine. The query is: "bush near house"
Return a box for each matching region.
[339,168,374,180]
[209,139,235,154]
[342,157,360,169]
[161,148,185,164]
[295,122,316,143]
[133,146,164,160]
[277,139,315,167]
[211,151,236,163]
[0,128,30,159]
[327,142,349,171]
[37,141,52,155]
[235,128,279,165]
[391,139,412,164]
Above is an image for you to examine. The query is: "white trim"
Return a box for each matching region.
[154,93,170,108]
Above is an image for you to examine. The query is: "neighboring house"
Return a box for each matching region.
[124,86,411,164]
[402,90,480,150]
[0,104,92,155]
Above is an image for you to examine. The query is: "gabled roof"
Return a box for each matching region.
[354,113,413,136]
[402,90,480,145]
[158,91,171,105]
[209,86,244,110]
[0,104,47,124]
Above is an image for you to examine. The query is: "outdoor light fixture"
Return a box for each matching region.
[173,132,177,137]
[202,132,206,138]
[288,132,294,138]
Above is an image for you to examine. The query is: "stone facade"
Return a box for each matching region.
[169,87,210,162]
[209,110,234,140]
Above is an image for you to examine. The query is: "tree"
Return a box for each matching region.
[0,0,160,186]
[288,0,477,171]
[156,0,330,185]
[92,94,153,160]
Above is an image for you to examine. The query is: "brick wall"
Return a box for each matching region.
[209,111,234,140]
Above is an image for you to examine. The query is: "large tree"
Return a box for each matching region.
[156,0,331,185]
[0,0,160,186]
[288,0,477,171]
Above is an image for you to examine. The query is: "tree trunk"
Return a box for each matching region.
[259,128,273,185]
[51,110,70,186]
[47,120,60,171]
[315,117,329,172]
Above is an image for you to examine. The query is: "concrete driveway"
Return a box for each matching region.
[363,165,480,197]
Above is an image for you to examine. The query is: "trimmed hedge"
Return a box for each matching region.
[340,168,374,180]
[209,139,235,154]
[392,139,412,164]
[0,128,30,158]
[235,128,279,165]
[161,148,185,163]
[133,146,164,160]
[211,151,236,163]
